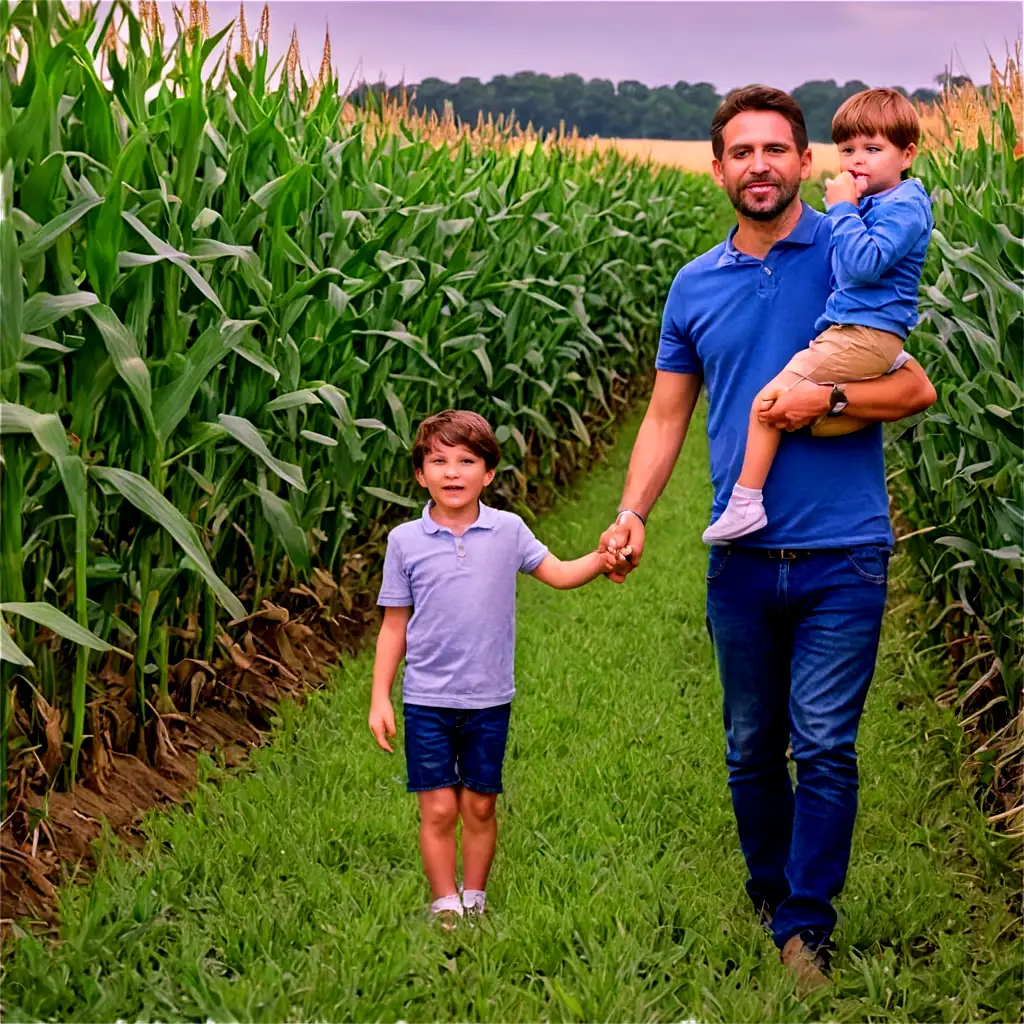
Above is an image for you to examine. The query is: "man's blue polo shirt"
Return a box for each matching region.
[655,202,894,549]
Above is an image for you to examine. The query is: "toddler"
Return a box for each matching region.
[704,87,934,544]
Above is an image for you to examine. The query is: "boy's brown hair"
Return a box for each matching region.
[413,409,501,471]
[831,88,921,150]
[710,85,809,161]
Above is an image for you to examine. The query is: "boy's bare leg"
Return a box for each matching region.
[417,787,460,900]
[459,789,499,893]
[736,370,804,489]
[703,370,802,544]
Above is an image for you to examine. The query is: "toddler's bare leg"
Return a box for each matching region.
[459,789,499,893]
[418,787,460,900]
[737,370,804,489]
[702,370,804,545]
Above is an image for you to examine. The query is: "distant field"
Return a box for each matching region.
[591,138,841,176]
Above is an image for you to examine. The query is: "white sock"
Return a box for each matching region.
[431,893,464,916]
[702,484,768,544]
[461,888,486,912]
[732,484,763,501]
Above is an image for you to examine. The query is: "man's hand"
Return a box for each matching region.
[369,697,397,753]
[757,378,831,431]
[825,170,866,207]
[598,514,646,583]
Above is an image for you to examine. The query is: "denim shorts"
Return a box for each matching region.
[403,703,512,794]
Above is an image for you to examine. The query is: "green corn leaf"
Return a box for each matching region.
[266,389,323,413]
[0,617,35,667]
[0,601,128,656]
[363,486,419,509]
[231,335,280,381]
[153,320,256,442]
[21,333,72,353]
[91,466,245,620]
[19,197,105,264]
[299,430,337,446]
[121,210,224,313]
[83,303,156,440]
[0,163,23,369]
[0,403,88,518]
[217,414,307,492]
[257,485,311,576]
[21,289,99,332]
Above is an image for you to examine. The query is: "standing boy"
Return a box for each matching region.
[369,409,622,926]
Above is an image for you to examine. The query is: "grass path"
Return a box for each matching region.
[3,411,1020,1023]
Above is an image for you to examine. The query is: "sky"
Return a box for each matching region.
[177,0,1024,94]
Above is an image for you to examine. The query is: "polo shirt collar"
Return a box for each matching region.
[420,500,497,534]
[717,201,819,267]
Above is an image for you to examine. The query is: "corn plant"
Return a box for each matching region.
[890,105,1023,734]
[0,0,731,800]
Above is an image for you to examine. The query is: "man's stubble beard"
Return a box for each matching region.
[726,178,802,222]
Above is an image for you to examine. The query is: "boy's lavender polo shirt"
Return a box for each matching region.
[377,501,548,710]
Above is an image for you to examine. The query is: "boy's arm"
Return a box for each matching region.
[827,196,930,283]
[530,550,619,590]
[369,605,411,753]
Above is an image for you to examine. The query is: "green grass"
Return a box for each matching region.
[2,408,1020,1023]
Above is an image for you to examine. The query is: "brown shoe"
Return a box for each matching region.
[781,935,830,996]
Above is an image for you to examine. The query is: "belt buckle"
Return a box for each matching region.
[769,548,798,561]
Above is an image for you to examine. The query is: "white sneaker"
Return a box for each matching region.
[461,888,486,916]
[431,893,464,930]
[702,493,767,544]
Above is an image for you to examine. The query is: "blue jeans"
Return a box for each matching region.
[705,544,890,949]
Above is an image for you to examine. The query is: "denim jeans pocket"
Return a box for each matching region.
[844,545,892,584]
[706,547,733,581]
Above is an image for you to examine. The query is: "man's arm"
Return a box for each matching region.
[599,370,703,579]
[759,358,937,431]
[618,371,703,518]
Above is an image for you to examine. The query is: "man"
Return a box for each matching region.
[599,86,936,993]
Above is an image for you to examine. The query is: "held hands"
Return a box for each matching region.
[599,544,633,578]
[598,513,646,584]
[368,697,397,753]
[824,170,868,207]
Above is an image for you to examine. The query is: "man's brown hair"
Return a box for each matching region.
[831,88,921,150]
[710,85,809,160]
[413,409,501,471]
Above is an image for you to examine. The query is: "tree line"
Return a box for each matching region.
[354,73,952,142]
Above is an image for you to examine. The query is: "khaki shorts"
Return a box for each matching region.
[784,323,905,384]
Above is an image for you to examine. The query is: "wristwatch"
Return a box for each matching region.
[827,384,849,416]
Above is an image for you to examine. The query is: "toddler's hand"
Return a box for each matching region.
[602,545,632,574]
[369,698,396,753]
[825,170,860,207]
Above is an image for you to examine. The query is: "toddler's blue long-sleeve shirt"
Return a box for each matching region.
[815,178,933,339]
